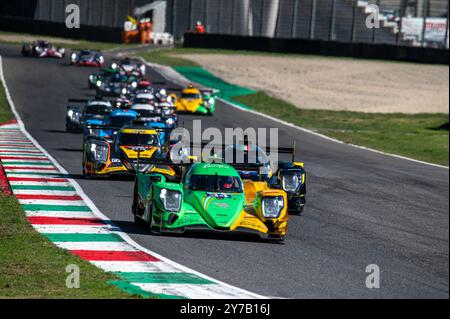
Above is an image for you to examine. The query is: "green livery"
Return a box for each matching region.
[132,162,289,240]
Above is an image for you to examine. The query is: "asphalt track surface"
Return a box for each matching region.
[1,44,448,298]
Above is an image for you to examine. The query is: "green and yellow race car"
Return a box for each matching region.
[170,84,216,115]
[131,159,289,241]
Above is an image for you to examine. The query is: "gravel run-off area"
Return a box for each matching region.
[179,54,449,114]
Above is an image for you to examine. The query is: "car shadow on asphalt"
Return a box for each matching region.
[110,219,284,245]
[55,147,82,153]
[43,129,71,134]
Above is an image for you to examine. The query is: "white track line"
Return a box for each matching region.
[90,261,181,273]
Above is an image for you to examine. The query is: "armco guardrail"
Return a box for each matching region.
[0,15,123,43]
[183,33,449,65]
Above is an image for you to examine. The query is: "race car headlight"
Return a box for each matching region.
[111,63,118,69]
[165,117,175,126]
[87,141,108,163]
[96,80,102,87]
[282,173,302,193]
[122,88,128,95]
[67,110,81,122]
[98,56,104,63]
[71,53,77,62]
[160,189,182,213]
[131,82,138,88]
[262,196,284,218]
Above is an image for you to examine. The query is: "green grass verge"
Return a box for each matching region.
[137,47,307,67]
[0,81,12,123]
[0,195,136,298]
[138,47,201,67]
[233,92,449,166]
[136,46,418,67]
[0,30,132,51]
[0,78,135,298]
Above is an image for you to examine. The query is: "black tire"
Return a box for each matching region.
[82,165,92,179]
[289,206,304,216]
[21,45,31,57]
[147,203,161,236]
[132,186,146,227]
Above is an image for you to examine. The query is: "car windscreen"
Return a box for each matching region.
[118,133,158,146]
[181,93,201,99]
[85,105,111,116]
[109,116,135,128]
[188,175,243,193]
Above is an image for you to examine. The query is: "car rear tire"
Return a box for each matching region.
[82,165,92,179]
[289,206,304,216]
[147,203,161,236]
[132,186,147,227]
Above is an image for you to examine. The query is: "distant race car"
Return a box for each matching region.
[130,103,176,143]
[83,122,163,178]
[22,40,65,59]
[82,109,139,144]
[88,68,120,89]
[111,57,146,78]
[71,50,104,67]
[96,73,138,97]
[170,84,216,115]
[66,98,113,133]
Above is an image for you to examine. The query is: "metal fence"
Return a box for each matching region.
[32,0,156,28]
[167,0,449,48]
[1,0,448,48]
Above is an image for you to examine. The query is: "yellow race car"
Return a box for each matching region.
[83,123,163,178]
[170,84,216,115]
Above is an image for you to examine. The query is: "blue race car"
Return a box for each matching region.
[84,109,138,142]
[66,98,112,133]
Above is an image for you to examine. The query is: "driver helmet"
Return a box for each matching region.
[222,176,235,190]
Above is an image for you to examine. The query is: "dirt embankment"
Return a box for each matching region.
[179,54,449,114]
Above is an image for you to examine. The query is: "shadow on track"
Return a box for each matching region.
[111,219,285,245]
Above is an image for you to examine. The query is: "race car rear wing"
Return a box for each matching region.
[68,96,117,105]
[171,141,297,162]
[85,122,173,134]
[71,49,102,53]
[166,86,219,95]
[68,98,89,104]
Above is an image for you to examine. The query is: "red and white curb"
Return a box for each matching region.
[0,56,264,299]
